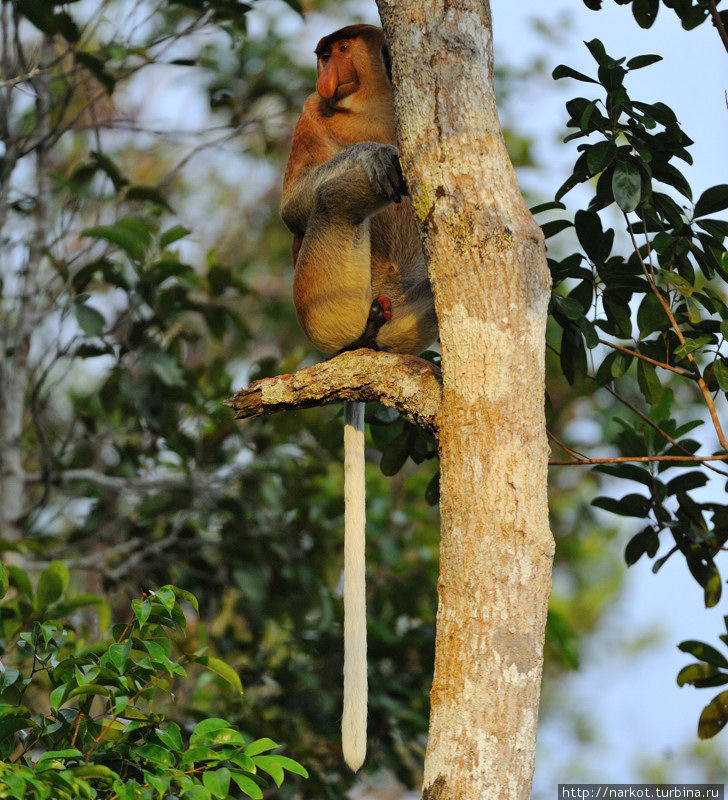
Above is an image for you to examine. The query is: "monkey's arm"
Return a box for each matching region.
[280,142,406,235]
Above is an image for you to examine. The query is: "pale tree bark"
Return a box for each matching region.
[376,3,554,798]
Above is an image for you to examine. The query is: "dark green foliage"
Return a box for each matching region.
[581,0,718,31]
[677,618,728,739]
[0,563,307,798]
[542,34,728,738]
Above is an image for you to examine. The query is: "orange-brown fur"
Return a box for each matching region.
[280,25,437,355]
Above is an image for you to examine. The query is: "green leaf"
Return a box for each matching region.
[136,742,176,767]
[244,737,278,756]
[231,772,264,799]
[160,225,191,249]
[702,566,722,608]
[694,185,728,217]
[577,316,599,349]
[153,585,176,612]
[586,141,617,174]
[713,359,728,391]
[71,765,118,782]
[191,725,245,748]
[637,360,662,406]
[592,494,651,518]
[677,662,723,687]
[560,326,587,385]
[552,64,598,83]
[179,746,223,765]
[0,564,8,600]
[132,597,152,627]
[624,527,659,565]
[584,38,609,67]
[679,640,728,669]
[696,218,728,241]
[49,684,68,710]
[594,463,655,486]
[144,772,171,796]
[541,219,573,239]
[632,0,659,28]
[74,303,106,337]
[203,768,231,799]
[82,217,153,261]
[191,718,233,739]
[252,755,284,787]
[530,201,566,215]
[574,209,613,263]
[698,690,728,739]
[553,295,585,321]
[167,585,200,612]
[68,683,110,699]
[198,657,243,695]
[674,336,712,361]
[379,431,412,476]
[125,185,172,210]
[0,667,21,692]
[180,786,212,800]
[626,54,662,70]
[661,272,693,298]
[36,561,69,607]
[262,754,308,778]
[107,641,131,672]
[156,722,183,752]
[141,351,186,388]
[612,162,642,212]
[36,748,84,763]
[666,472,708,495]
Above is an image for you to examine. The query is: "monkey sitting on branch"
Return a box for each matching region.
[280,24,438,772]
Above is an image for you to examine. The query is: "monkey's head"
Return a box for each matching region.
[314,25,393,113]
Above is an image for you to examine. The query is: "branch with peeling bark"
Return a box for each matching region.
[225,349,443,435]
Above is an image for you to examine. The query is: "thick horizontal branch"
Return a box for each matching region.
[225,349,442,434]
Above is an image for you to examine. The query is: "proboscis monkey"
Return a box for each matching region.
[280,24,437,772]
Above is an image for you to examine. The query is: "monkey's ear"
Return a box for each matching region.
[380,43,392,84]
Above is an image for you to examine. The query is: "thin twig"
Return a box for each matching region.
[0,66,42,88]
[707,0,728,54]
[550,453,728,466]
[603,383,728,476]
[599,338,690,378]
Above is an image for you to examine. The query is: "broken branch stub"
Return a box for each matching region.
[225,349,442,434]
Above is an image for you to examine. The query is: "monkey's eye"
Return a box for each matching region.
[339,43,348,52]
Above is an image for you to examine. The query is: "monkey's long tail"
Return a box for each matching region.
[342,400,367,772]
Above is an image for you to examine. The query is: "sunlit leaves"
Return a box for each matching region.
[0,578,306,797]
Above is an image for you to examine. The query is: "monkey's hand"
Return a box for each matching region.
[353,143,408,205]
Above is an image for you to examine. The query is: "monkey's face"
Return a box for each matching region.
[316,38,360,104]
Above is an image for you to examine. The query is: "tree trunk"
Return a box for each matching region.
[376,3,554,798]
